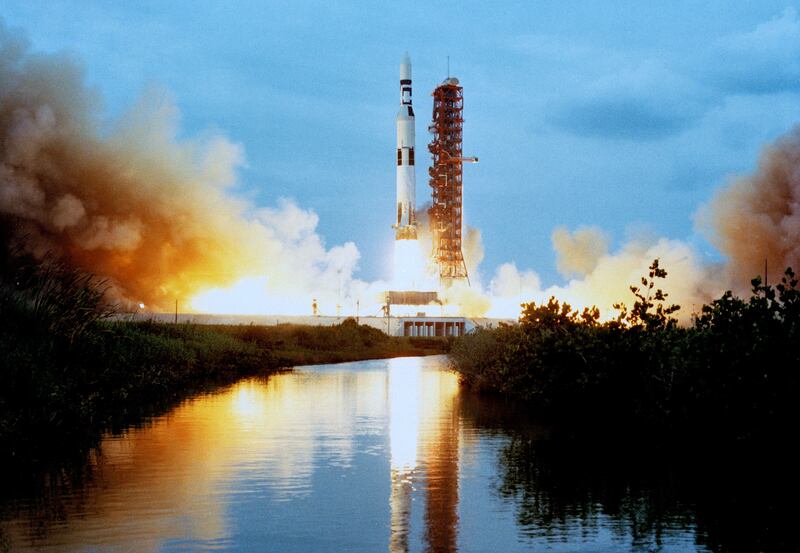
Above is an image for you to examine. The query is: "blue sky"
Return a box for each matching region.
[3,1,800,285]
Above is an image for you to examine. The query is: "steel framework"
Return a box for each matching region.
[428,79,468,283]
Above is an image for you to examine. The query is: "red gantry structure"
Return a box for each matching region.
[427,77,477,285]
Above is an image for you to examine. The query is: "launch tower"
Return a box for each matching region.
[428,77,477,284]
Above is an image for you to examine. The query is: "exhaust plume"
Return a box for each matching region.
[552,226,609,279]
[697,125,800,288]
[0,21,357,312]
[4,19,799,322]
[484,123,800,321]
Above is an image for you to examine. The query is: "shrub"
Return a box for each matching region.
[450,262,800,440]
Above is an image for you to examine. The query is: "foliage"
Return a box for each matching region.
[451,260,800,440]
[613,258,680,330]
[1,255,115,343]
[0,259,447,464]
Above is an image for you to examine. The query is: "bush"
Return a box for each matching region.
[0,256,449,462]
[451,261,800,440]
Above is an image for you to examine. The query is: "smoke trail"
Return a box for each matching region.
[0,21,358,312]
[697,125,800,288]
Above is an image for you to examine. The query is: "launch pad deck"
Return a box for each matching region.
[384,290,440,306]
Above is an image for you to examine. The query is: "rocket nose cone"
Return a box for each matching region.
[400,52,411,80]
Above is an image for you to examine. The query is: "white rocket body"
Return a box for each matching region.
[395,53,417,240]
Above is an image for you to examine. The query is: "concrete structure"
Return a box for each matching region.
[399,316,467,337]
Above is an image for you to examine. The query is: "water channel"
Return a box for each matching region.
[1,355,795,552]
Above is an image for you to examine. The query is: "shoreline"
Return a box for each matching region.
[0,318,450,470]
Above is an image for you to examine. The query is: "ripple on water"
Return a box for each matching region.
[0,355,768,552]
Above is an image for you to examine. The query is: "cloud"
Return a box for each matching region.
[706,8,800,95]
[503,33,599,64]
[548,61,710,140]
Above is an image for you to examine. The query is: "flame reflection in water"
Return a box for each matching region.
[1,355,710,552]
[1,356,463,552]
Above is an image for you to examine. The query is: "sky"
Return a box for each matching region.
[2,1,800,287]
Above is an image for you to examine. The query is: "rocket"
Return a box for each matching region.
[394,53,417,240]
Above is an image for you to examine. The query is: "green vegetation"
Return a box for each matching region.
[451,260,800,440]
[0,256,447,464]
[205,320,448,366]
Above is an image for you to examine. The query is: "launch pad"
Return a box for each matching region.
[398,316,465,336]
[384,290,440,306]
[386,54,478,319]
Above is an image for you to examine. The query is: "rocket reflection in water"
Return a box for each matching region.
[388,358,460,552]
[388,360,420,552]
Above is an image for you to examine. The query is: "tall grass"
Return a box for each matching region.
[0,255,448,464]
[2,257,114,342]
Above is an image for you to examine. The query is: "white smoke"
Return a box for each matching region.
[551,226,610,279]
[4,18,797,322]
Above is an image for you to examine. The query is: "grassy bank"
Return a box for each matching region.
[203,321,449,366]
[0,258,448,465]
[451,261,800,441]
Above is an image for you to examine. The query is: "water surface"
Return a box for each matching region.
[1,356,794,551]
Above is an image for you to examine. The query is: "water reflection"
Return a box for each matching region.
[458,392,800,552]
[418,362,459,553]
[2,366,391,551]
[388,357,460,553]
[388,359,419,553]
[1,356,796,552]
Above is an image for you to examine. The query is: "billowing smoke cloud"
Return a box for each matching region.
[4,19,799,322]
[469,121,800,321]
[437,225,491,316]
[551,226,609,278]
[0,21,358,313]
[697,125,800,289]
[549,238,715,321]
[482,237,714,323]
[480,123,800,321]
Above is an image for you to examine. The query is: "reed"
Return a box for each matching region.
[0,257,448,464]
